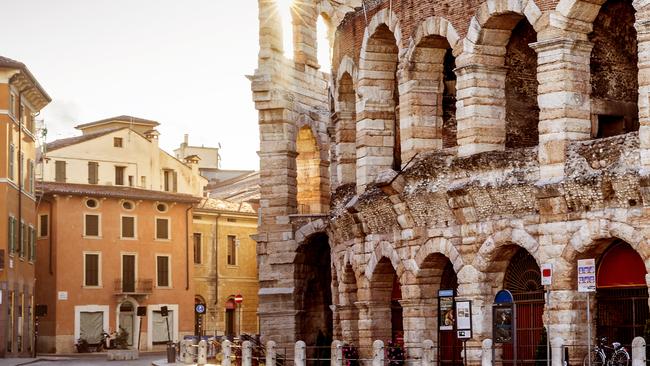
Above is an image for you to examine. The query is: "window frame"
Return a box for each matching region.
[113,137,123,148]
[28,225,35,262]
[19,220,26,259]
[83,252,102,288]
[115,166,126,186]
[8,215,16,255]
[227,235,238,266]
[38,214,49,238]
[83,213,102,238]
[155,254,172,288]
[54,160,66,183]
[8,144,14,181]
[193,233,202,264]
[155,217,171,241]
[120,215,137,240]
[88,162,99,185]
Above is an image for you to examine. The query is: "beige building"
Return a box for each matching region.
[174,134,221,182]
[192,198,259,338]
[35,116,206,353]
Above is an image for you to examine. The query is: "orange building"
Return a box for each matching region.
[34,118,206,353]
[0,56,51,357]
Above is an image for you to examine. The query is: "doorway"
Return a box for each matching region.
[118,301,135,346]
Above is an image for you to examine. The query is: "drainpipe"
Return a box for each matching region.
[213,214,220,305]
[48,201,53,275]
[186,205,192,290]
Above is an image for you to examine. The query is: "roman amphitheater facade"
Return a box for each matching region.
[252,0,650,362]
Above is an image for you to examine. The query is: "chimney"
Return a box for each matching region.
[183,134,189,147]
[184,155,201,177]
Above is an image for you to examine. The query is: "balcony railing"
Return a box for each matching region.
[114,278,153,295]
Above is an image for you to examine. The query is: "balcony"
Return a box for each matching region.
[114,278,153,296]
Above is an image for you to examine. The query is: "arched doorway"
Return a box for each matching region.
[439,261,462,365]
[503,248,545,365]
[117,300,137,346]
[596,240,648,345]
[367,257,402,345]
[225,298,236,338]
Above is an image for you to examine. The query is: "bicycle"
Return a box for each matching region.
[583,337,630,366]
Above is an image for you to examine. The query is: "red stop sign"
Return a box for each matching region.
[234,294,243,304]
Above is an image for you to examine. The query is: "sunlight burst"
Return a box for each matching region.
[277,0,294,59]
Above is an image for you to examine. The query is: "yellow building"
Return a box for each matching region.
[0,56,51,358]
[192,197,258,337]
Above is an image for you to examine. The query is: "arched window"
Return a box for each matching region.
[296,126,328,214]
[317,15,332,71]
[277,0,294,59]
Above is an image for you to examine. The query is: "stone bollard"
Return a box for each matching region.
[243,340,253,366]
[422,340,435,366]
[266,340,277,366]
[331,340,343,366]
[197,340,207,365]
[551,337,564,366]
[373,340,385,366]
[295,341,307,366]
[183,340,194,364]
[222,340,232,366]
[482,339,493,366]
[632,337,646,366]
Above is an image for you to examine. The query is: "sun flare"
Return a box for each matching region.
[276,0,294,58]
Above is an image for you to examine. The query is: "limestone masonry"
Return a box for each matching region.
[252,0,650,363]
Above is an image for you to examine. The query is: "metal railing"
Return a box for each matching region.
[113,278,153,295]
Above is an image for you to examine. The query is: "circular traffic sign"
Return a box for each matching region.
[195,304,206,314]
[234,294,243,304]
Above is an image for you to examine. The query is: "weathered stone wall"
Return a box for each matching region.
[253,0,650,361]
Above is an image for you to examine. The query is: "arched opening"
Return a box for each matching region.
[405,35,457,154]
[317,15,332,71]
[368,257,403,344]
[339,263,359,344]
[296,233,333,349]
[596,240,648,344]
[416,254,462,365]
[335,72,357,186]
[502,247,545,365]
[296,126,327,214]
[589,0,638,138]
[277,0,295,59]
[505,19,539,149]
[357,23,400,189]
[225,298,237,338]
[117,300,137,346]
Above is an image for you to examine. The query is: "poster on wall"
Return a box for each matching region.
[455,300,471,330]
[493,306,514,343]
[438,289,454,331]
[577,258,596,292]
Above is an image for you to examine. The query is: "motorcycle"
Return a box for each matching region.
[76,332,113,353]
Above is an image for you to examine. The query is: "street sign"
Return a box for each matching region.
[578,259,596,292]
[195,303,206,314]
[541,263,553,286]
[234,294,243,304]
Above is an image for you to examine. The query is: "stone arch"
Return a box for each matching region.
[336,255,360,344]
[400,16,461,159]
[356,9,403,192]
[296,125,330,214]
[295,219,328,246]
[414,237,464,275]
[456,0,543,156]
[335,55,357,102]
[472,228,540,272]
[365,241,405,281]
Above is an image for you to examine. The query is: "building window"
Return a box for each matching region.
[156,203,168,213]
[9,93,15,116]
[84,214,100,237]
[115,166,125,186]
[163,170,177,192]
[19,152,24,188]
[55,160,66,183]
[8,144,14,181]
[122,201,134,211]
[28,226,35,262]
[193,233,202,264]
[39,214,49,238]
[156,255,170,287]
[156,218,170,240]
[121,216,136,239]
[19,221,26,258]
[128,175,134,187]
[8,216,16,254]
[140,176,146,188]
[84,253,101,287]
[227,235,237,265]
[85,198,99,209]
[88,162,99,184]
[28,160,34,193]
[114,137,123,147]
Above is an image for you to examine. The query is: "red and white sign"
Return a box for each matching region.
[541,263,553,286]
[234,294,244,304]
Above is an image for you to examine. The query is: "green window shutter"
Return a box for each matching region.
[29,227,36,261]
[8,217,14,254]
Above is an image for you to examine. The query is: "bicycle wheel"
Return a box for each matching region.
[583,350,605,366]
[611,350,630,366]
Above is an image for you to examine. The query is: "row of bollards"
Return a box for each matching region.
[176,336,648,366]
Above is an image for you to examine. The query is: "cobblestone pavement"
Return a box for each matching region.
[0,353,165,366]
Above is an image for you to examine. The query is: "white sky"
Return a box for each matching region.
[1,0,260,170]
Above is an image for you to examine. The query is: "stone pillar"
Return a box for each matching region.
[422,340,435,366]
[398,299,427,359]
[457,265,491,365]
[632,337,645,366]
[551,337,564,366]
[481,339,492,366]
[636,20,650,167]
[198,340,208,365]
[372,340,385,366]
[242,340,252,366]
[222,340,232,366]
[399,48,447,162]
[334,111,357,187]
[531,37,593,180]
[455,64,507,157]
[258,0,284,57]
[355,301,373,359]
[338,304,359,344]
[292,1,318,68]
[356,96,396,193]
[266,340,277,366]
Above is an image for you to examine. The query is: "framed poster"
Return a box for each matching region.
[493,306,514,344]
[438,290,454,330]
[455,300,472,340]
